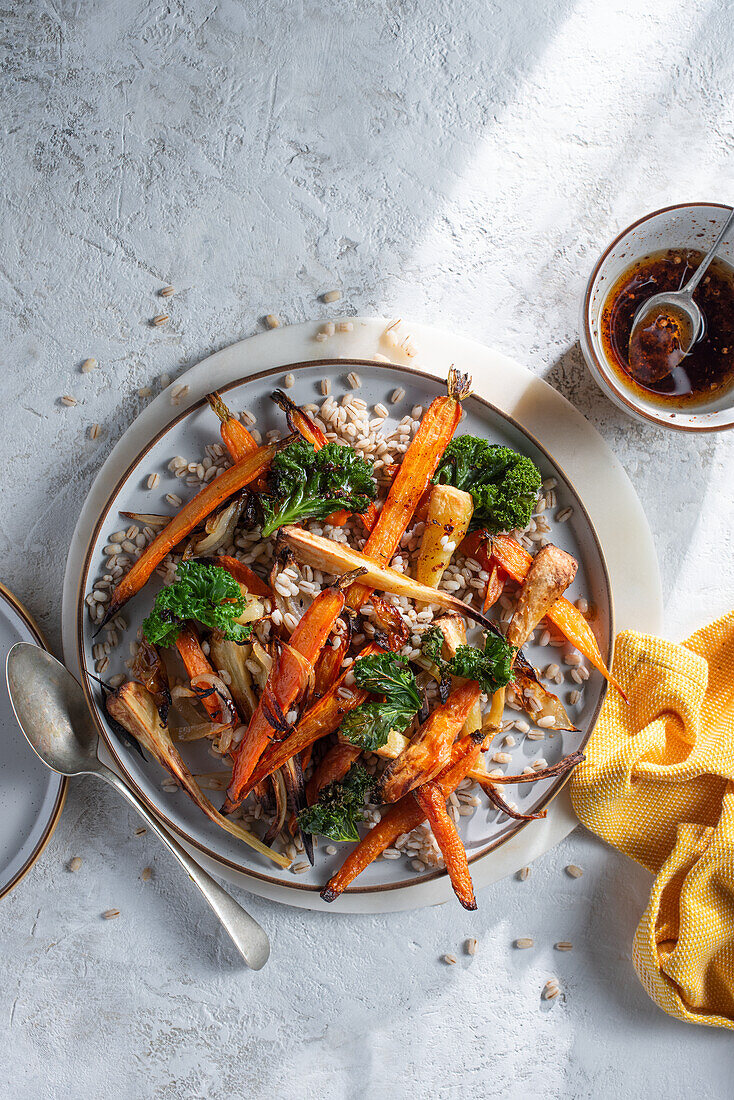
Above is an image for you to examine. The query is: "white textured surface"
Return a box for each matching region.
[2,1,733,1096]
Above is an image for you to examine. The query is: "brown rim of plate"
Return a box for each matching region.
[76,358,614,895]
[0,583,67,901]
[582,200,734,434]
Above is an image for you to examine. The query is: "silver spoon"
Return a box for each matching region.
[5,642,270,970]
[628,207,734,383]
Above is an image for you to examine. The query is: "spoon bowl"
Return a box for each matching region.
[6,643,102,776]
[5,642,270,969]
[628,291,700,383]
[627,207,734,385]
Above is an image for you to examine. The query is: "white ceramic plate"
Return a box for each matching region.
[72,361,613,894]
[0,585,66,899]
[63,318,663,912]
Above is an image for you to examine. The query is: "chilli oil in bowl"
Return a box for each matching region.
[600,248,734,407]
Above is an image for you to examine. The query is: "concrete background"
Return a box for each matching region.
[2,0,733,1096]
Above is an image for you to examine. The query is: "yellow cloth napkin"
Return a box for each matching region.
[570,610,734,1029]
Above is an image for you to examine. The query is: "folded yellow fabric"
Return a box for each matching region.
[570,610,734,1029]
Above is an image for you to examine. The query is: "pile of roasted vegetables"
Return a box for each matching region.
[100,369,620,909]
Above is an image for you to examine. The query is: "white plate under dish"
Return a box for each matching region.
[62,319,662,912]
[0,585,66,899]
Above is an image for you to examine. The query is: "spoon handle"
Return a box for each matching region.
[684,207,734,295]
[99,765,270,969]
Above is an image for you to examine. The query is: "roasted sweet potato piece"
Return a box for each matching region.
[206,391,258,458]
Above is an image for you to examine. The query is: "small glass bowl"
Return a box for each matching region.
[580,202,734,432]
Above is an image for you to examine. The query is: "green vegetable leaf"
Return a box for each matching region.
[433,437,541,534]
[339,701,417,752]
[260,439,377,537]
[351,652,422,711]
[420,630,514,696]
[143,561,254,648]
[339,652,422,750]
[419,626,445,668]
[297,763,374,842]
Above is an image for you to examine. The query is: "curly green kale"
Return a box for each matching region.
[420,626,445,668]
[297,763,374,842]
[420,629,514,696]
[143,561,253,648]
[259,439,377,537]
[339,652,422,751]
[433,436,541,534]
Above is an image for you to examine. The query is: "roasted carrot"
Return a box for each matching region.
[325,508,351,526]
[103,443,277,623]
[414,782,477,909]
[321,790,427,901]
[243,643,382,793]
[175,624,236,728]
[224,587,348,807]
[271,389,328,449]
[313,625,351,697]
[321,733,483,901]
[486,534,624,694]
[378,681,482,803]
[206,391,258,459]
[484,562,505,612]
[207,554,273,600]
[459,530,505,611]
[306,739,362,804]
[348,368,471,610]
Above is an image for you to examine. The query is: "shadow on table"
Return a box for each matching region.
[516,340,724,614]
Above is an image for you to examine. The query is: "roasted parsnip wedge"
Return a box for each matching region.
[415,484,474,589]
[280,526,496,630]
[106,682,289,868]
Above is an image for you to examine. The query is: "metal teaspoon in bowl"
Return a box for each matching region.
[628,206,734,384]
[5,642,270,970]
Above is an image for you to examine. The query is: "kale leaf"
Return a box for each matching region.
[297,763,374,842]
[339,652,422,750]
[260,439,377,537]
[143,561,253,648]
[433,436,541,534]
[420,629,514,696]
